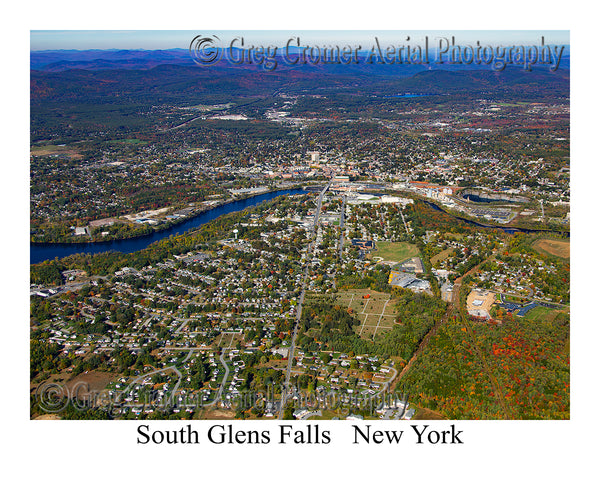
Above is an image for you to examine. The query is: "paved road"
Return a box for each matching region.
[206,334,235,407]
[124,364,183,406]
[168,350,193,401]
[278,181,330,419]
[338,195,346,261]
[400,209,410,234]
[212,348,231,406]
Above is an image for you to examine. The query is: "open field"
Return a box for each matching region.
[522,306,563,322]
[31,144,82,159]
[106,138,148,145]
[533,238,570,259]
[496,102,531,107]
[31,371,118,402]
[61,371,120,402]
[431,247,454,266]
[335,289,398,340]
[33,414,62,420]
[200,409,236,419]
[374,241,419,265]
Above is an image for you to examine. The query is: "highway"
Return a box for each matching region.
[278,181,330,419]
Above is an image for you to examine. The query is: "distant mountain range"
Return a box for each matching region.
[29,48,569,110]
[31,49,193,71]
[31,48,570,74]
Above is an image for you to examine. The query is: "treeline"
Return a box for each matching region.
[30,337,63,379]
[31,262,63,285]
[336,263,391,292]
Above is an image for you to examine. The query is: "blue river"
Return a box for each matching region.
[30,189,306,264]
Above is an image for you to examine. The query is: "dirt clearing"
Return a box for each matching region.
[533,239,570,259]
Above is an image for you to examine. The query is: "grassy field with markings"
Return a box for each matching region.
[335,288,398,340]
[374,241,419,265]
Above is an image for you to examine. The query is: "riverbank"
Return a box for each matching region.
[31,185,316,247]
[30,188,308,264]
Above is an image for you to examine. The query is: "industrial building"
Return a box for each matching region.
[388,271,431,293]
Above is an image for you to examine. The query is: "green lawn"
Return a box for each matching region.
[374,241,419,264]
[504,295,528,304]
[496,102,530,107]
[522,306,560,322]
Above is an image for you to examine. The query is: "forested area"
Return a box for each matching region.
[299,290,447,363]
[395,310,569,419]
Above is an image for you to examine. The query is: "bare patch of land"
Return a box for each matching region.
[533,238,570,259]
[31,144,82,159]
[33,414,62,420]
[66,371,118,397]
[201,409,236,419]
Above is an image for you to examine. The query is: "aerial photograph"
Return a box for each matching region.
[29,30,570,422]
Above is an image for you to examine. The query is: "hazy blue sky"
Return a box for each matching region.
[30,30,570,51]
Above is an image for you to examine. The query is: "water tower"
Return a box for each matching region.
[233,229,238,240]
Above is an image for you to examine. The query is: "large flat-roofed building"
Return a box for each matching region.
[441,282,454,302]
[388,271,431,293]
[333,175,350,183]
[351,239,374,251]
[380,195,413,206]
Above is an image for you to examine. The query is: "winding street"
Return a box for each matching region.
[205,333,234,407]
